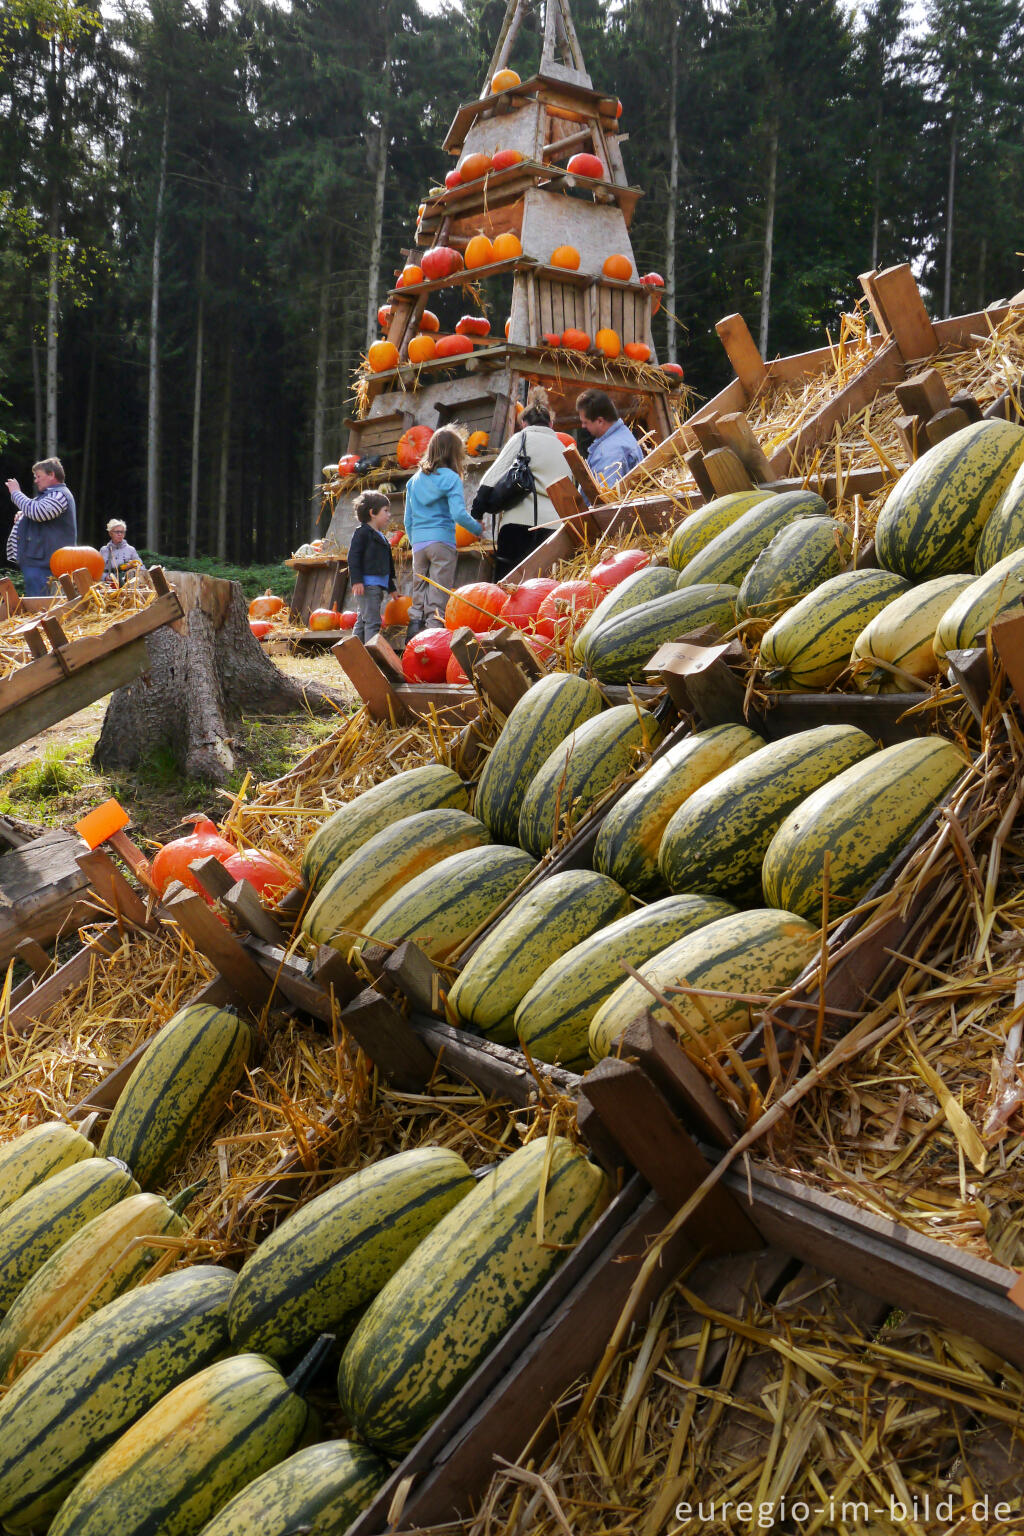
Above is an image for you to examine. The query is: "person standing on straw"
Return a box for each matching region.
[402,426,482,633]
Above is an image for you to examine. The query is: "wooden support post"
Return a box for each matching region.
[14,937,53,979]
[683,449,715,500]
[57,573,76,599]
[943,646,991,725]
[701,447,754,496]
[222,880,288,947]
[412,1016,580,1104]
[18,624,48,660]
[71,568,95,597]
[870,264,937,362]
[189,855,235,902]
[715,313,767,397]
[858,268,891,336]
[475,626,545,680]
[449,627,485,684]
[894,414,923,461]
[894,368,951,420]
[163,884,273,1010]
[76,848,153,930]
[714,412,774,483]
[365,634,407,687]
[547,476,601,542]
[313,945,364,1006]
[924,406,971,447]
[341,987,438,1091]
[563,445,602,504]
[620,1016,738,1149]
[472,650,532,718]
[950,390,984,423]
[690,419,725,455]
[0,577,21,619]
[992,609,1024,706]
[646,641,759,730]
[331,636,403,723]
[578,1058,762,1252]
[381,941,446,1016]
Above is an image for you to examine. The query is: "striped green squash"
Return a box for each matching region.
[474,673,604,845]
[0,1157,138,1314]
[584,585,739,683]
[588,907,818,1061]
[300,765,470,893]
[976,459,1024,571]
[0,1265,234,1532]
[573,565,679,664]
[0,1122,95,1216]
[593,724,765,898]
[47,1353,314,1536]
[934,546,1024,661]
[763,736,969,920]
[100,1003,251,1190]
[359,844,536,963]
[875,418,1024,579]
[227,1148,474,1358]
[674,490,827,588]
[850,573,975,692]
[338,1137,609,1456]
[447,870,632,1043]
[666,489,776,572]
[659,724,877,904]
[303,808,492,952]
[516,894,735,1068]
[736,516,852,619]
[0,1186,200,1383]
[758,568,910,690]
[518,705,663,857]
[192,1441,388,1536]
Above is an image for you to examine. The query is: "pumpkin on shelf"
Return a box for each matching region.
[595,327,621,359]
[338,610,358,629]
[397,264,423,288]
[49,546,105,581]
[504,319,511,339]
[397,424,434,468]
[491,148,525,172]
[444,168,462,190]
[377,303,393,329]
[403,628,451,683]
[541,332,561,348]
[550,245,581,271]
[502,577,560,631]
[465,234,494,269]
[591,549,651,589]
[561,328,591,352]
[602,254,632,281]
[640,272,664,314]
[444,581,508,632]
[407,334,437,364]
[662,362,685,381]
[151,818,236,901]
[492,231,523,261]
[309,609,342,631]
[387,529,408,550]
[491,68,521,92]
[382,592,413,626]
[534,579,600,641]
[249,619,272,640]
[337,453,360,476]
[466,431,490,457]
[367,340,399,374]
[623,342,651,363]
[249,590,285,620]
[455,315,490,338]
[435,334,474,359]
[455,524,480,548]
[566,152,605,180]
[418,310,440,333]
[459,151,493,182]
[421,245,464,281]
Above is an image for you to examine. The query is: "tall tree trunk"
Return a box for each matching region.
[977,235,986,311]
[943,112,956,318]
[31,327,43,461]
[147,91,170,550]
[311,233,332,512]
[364,115,389,349]
[80,333,97,527]
[216,344,233,561]
[665,9,679,365]
[189,220,206,559]
[45,203,59,456]
[759,119,778,357]
[870,162,880,272]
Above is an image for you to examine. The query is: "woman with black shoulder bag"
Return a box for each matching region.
[471,387,572,579]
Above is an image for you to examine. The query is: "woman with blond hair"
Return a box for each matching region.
[100,519,139,577]
[402,426,482,633]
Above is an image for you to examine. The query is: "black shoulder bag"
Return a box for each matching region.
[470,435,539,529]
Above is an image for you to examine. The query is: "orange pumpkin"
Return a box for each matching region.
[624,341,651,363]
[337,453,360,477]
[566,152,605,180]
[455,524,479,549]
[249,619,272,640]
[595,327,621,359]
[339,610,358,629]
[382,592,413,626]
[377,303,393,329]
[151,817,236,902]
[459,152,493,182]
[464,234,495,269]
[550,245,580,270]
[541,331,561,348]
[49,546,105,581]
[421,246,464,281]
[561,328,591,351]
[466,431,490,457]
[662,362,685,381]
[309,608,342,631]
[492,231,523,261]
[444,582,508,633]
[491,148,525,172]
[446,652,469,684]
[367,340,399,373]
[504,318,511,339]
[397,425,433,468]
[434,334,474,359]
[556,431,576,448]
[248,590,285,620]
[397,265,423,288]
[407,334,436,364]
[444,168,462,190]
[455,315,490,337]
[418,310,440,333]
[602,254,632,281]
[491,68,521,92]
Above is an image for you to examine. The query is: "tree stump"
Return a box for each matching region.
[93,571,347,783]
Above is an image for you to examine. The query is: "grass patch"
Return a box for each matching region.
[0,743,92,817]
[138,552,296,602]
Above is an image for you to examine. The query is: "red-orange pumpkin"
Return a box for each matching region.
[459,152,493,182]
[502,578,560,631]
[561,328,591,351]
[397,264,424,288]
[309,608,342,631]
[541,332,561,348]
[602,254,632,281]
[455,315,490,338]
[397,425,434,468]
[662,362,685,381]
[640,272,664,315]
[491,149,525,172]
[444,582,508,633]
[377,303,393,330]
[446,652,469,684]
[421,245,464,281]
[383,592,413,626]
[434,334,474,359]
[594,327,621,359]
[550,245,580,270]
[466,431,490,457]
[591,549,651,590]
[249,619,272,640]
[367,340,399,373]
[534,580,600,641]
[407,334,436,364]
[339,610,358,629]
[249,590,285,620]
[221,849,293,902]
[151,818,236,902]
[491,68,521,92]
[49,546,105,581]
[444,168,462,190]
[418,310,440,333]
[492,232,523,261]
[337,453,360,476]
[403,628,452,683]
[566,152,605,180]
[555,431,576,448]
[623,342,651,363]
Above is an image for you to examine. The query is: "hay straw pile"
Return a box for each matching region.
[0,579,155,680]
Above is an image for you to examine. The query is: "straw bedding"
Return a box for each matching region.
[0,578,154,681]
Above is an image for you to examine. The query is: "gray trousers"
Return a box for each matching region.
[410,542,457,629]
[355,585,388,643]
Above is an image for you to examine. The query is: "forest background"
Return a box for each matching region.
[1,0,1022,567]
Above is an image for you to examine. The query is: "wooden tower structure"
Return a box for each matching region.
[325,0,680,551]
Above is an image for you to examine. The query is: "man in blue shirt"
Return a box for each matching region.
[576,390,644,492]
[5,457,77,596]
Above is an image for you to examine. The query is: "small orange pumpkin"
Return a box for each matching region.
[624,341,651,362]
[594,327,621,359]
[407,334,436,364]
[377,303,393,329]
[566,152,605,180]
[465,234,494,269]
[397,264,423,288]
[602,254,632,281]
[492,231,523,261]
[455,315,490,338]
[446,652,469,684]
[249,619,272,640]
[382,592,413,626]
[504,318,511,339]
[491,68,521,92]
[434,334,474,359]
[309,608,342,631]
[418,310,440,333]
[466,431,490,457]
[249,590,285,620]
[367,340,399,373]
[455,524,479,549]
[551,245,580,270]
[556,431,576,448]
[337,453,360,477]
[541,331,561,348]
[396,425,434,468]
[561,327,591,351]
[459,152,493,182]
[491,148,525,172]
[50,546,105,581]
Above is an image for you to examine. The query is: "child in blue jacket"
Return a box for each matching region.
[403,426,482,632]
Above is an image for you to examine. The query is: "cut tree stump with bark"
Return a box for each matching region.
[93,571,348,783]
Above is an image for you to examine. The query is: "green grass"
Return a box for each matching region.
[138,552,296,602]
[0,743,92,813]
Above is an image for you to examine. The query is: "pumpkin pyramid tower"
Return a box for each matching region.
[326,0,679,550]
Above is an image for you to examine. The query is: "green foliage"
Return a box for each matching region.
[137,551,296,601]
[0,743,90,810]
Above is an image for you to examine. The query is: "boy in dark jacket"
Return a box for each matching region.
[348,491,397,644]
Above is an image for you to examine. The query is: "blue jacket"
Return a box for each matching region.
[403,467,482,550]
[586,419,644,488]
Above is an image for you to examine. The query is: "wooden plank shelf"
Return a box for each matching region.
[386,256,538,300]
[442,73,620,155]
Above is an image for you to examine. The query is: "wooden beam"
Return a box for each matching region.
[924,405,971,447]
[162,885,273,1010]
[472,650,532,718]
[547,476,602,542]
[702,446,754,496]
[381,941,446,1017]
[894,367,951,420]
[563,445,602,504]
[0,638,151,757]
[870,263,938,362]
[714,412,774,482]
[331,636,402,723]
[412,1015,579,1104]
[715,313,767,396]
[857,268,891,336]
[341,987,438,1091]
[620,1015,739,1149]
[76,849,153,931]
